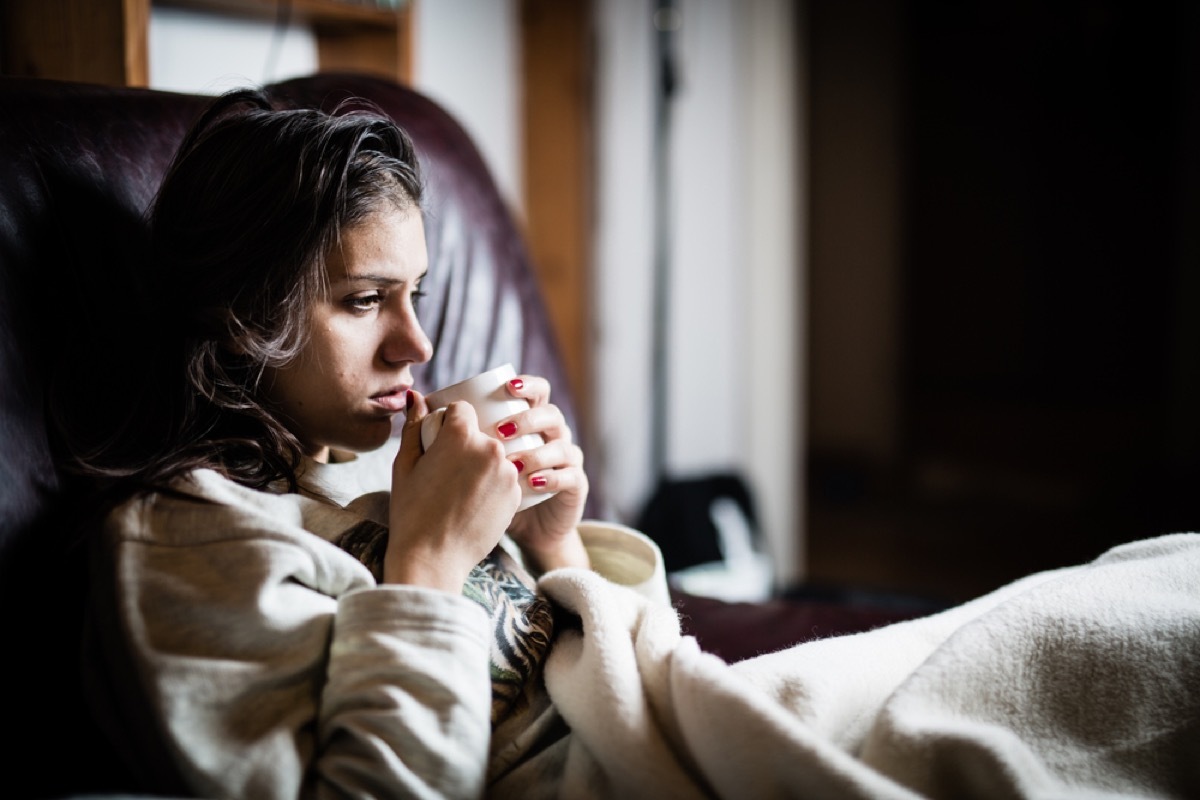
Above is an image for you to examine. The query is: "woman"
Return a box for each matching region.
[79,89,664,799]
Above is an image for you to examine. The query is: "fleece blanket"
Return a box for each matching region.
[537,533,1200,799]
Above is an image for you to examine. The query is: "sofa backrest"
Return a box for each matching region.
[0,73,584,794]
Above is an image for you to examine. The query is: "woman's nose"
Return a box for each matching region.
[381,311,433,366]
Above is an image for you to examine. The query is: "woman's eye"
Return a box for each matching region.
[411,289,427,310]
[345,293,384,313]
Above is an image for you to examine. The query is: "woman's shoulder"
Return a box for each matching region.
[113,467,295,512]
[105,467,357,549]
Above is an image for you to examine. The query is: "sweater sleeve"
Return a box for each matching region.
[316,587,493,799]
[576,520,672,606]
[94,482,493,800]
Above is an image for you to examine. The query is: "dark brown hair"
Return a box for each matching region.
[60,88,424,495]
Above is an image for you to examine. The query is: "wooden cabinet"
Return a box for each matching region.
[1,0,412,87]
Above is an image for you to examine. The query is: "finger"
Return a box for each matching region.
[396,390,429,469]
[506,374,551,407]
[524,459,589,496]
[496,404,571,444]
[509,441,583,476]
[440,399,481,440]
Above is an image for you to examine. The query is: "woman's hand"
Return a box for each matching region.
[498,374,591,573]
[384,390,521,592]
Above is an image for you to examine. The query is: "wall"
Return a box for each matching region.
[593,0,803,584]
[741,0,805,584]
[149,6,318,94]
[410,0,520,212]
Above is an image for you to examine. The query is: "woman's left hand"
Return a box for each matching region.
[499,374,591,572]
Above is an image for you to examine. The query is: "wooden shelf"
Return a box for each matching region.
[1,0,412,88]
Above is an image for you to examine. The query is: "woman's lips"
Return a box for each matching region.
[370,388,409,413]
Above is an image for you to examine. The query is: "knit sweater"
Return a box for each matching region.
[85,445,669,799]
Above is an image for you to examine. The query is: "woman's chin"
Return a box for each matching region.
[318,419,396,457]
[352,422,396,453]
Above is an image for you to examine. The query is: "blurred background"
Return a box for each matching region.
[4,0,1199,605]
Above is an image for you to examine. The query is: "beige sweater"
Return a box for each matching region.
[87,453,669,799]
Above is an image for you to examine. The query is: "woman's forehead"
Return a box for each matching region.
[326,207,427,284]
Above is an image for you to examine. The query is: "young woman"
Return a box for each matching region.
[78,89,664,799]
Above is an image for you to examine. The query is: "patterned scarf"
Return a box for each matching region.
[337,520,558,724]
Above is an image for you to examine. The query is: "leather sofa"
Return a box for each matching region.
[0,74,920,796]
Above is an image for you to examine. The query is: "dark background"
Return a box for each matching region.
[804,0,1200,603]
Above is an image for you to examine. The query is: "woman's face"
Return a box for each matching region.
[264,206,433,462]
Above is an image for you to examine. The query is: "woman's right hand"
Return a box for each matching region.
[383,389,521,591]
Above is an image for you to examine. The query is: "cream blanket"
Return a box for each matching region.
[537,533,1200,799]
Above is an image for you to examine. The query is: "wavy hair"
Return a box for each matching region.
[57,88,424,496]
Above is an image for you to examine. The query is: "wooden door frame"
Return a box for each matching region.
[520,0,594,438]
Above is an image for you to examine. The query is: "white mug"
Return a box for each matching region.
[419,364,555,511]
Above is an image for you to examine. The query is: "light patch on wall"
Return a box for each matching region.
[412,0,520,215]
[149,6,318,94]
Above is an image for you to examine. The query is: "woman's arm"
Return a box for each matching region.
[92,475,493,800]
[315,585,492,798]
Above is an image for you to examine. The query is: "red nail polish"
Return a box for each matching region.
[512,459,525,473]
[497,421,518,438]
[405,390,414,411]
[531,475,548,489]
[509,378,524,391]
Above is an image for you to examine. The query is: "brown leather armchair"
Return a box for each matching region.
[0,74,920,796]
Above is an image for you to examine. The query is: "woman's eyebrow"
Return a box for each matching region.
[339,273,402,286]
[337,271,425,286]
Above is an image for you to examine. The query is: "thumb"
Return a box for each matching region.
[395,389,429,471]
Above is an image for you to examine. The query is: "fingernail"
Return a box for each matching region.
[531,475,548,489]
[406,390,414,411]
[509,378,524,391]
[512,459,525,473]
[497,421,518,438]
